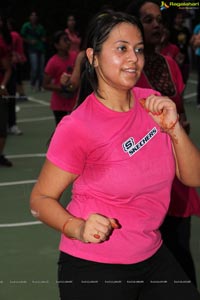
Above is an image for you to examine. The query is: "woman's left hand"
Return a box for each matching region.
[140,95,179,133]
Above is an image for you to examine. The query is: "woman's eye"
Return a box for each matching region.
[135,47,144,54]
[142,16,163,25]
[143,17,152,24]
[117,45,127,52]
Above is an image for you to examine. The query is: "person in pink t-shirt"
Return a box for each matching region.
[7,17,28,102]
[0,13,13,167]
[43,30,78,125]
[30,10,200,300]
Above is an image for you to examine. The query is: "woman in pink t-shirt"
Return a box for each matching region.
[30,10,200,300]
[0,13,13,167]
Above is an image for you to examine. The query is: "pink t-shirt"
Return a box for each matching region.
[47,87,175,264]
[44,52,77,112]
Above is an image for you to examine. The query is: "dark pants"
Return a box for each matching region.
[29,51,45,89]
[57,244,200,300]
[160,215,197,286]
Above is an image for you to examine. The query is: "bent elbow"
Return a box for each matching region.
[29,187,41,218]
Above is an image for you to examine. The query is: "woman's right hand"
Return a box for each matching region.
[65,213,119,243]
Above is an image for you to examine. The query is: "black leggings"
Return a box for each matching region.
[57,244,200,300]
[160,216,197,286]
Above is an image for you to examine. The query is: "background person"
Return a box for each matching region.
[21,11,46,92]
[43,31,78,125]
[64,14,81,54]
[169,10,192,85]
[7,17,28,102]
[6,17,24,135]
[0,12,13,166]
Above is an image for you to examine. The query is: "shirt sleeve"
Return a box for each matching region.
[44,58,55,77]
[46,115,88,174]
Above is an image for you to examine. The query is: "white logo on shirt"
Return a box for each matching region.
[122,127,158,156]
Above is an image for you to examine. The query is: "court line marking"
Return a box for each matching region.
[184,92,197,99]
[0,179,37,187]
[0,154,45,186]
[16,95,53,122]
[19,103,46,107]
[6,153,45,159]
[0,84,49,228]
[28,96,49,106]
[0,221,42,228]
[187,79,197,84]
[0,152,43,227]
[18,116,54,123]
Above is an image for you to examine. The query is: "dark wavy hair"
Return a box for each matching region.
[83,10,144,98]
[53,30,70,44]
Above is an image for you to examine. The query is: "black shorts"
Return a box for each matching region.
[0,100,8,137]
[57,244,200,300]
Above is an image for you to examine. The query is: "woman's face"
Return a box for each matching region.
[56,35,71,52]
[29,12,38,24]
[174,13,184,26]
[139,2,163,47]
[88,22,144,92]
[67,16,76,29]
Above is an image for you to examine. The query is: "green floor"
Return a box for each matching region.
[0,72,200,299]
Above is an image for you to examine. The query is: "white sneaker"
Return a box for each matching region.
[8,125,23,135]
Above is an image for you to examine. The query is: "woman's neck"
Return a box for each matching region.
[96,90,133,112]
